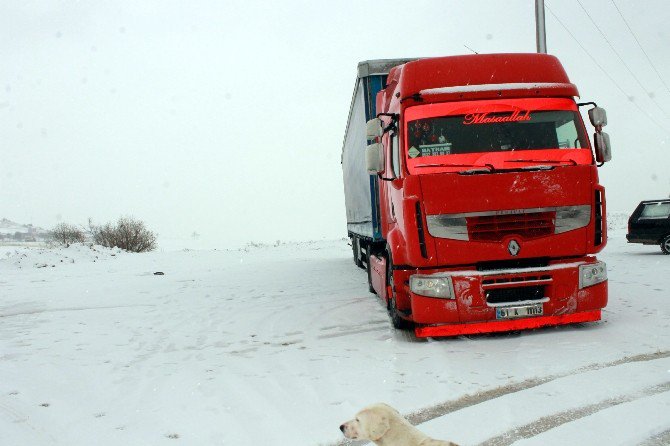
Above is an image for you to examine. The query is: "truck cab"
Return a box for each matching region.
[342,54,611,337]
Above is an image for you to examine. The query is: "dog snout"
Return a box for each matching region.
[339,424,345,433]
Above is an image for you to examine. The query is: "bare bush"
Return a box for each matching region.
[91,216,157,253]
[51,223,87,247]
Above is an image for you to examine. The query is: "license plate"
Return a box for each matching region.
[496,303,543,319]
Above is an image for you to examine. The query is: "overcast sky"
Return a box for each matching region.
[2,0,669,247]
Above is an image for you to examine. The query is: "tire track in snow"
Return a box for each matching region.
[0,399,58,443]
[477,382,670,446]
[407,350,670,425]
[317,326,388,339]
[639,429,670,446]
[330,350,670,446]
[0,304,155,318]
[0,400,28,423]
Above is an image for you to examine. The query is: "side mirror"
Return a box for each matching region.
[594,132,612,163]
[366,118,383,140]
[366,143,384,173]
[588,107,607,128]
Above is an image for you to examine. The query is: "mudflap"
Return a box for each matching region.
[368,254,387,301]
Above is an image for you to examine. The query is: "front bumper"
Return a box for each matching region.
[415,310,601,337]
[403,258,608,338]
[626,233,659,245]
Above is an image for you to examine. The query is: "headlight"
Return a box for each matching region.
[425,215,468,240]
[555,205,591,234]
[409,275,454,299]
[579,261,607,289]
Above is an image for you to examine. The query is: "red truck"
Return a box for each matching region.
[341,54,611,338]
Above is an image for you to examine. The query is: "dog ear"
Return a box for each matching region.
[360,410,390,441]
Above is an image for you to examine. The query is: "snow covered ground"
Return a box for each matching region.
[1,229,668,446]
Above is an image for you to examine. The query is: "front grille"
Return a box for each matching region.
[486,285,545,304]
[467,212,555,241]
[482,274,551,286]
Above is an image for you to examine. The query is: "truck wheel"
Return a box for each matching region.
[386,252,412,330]
[661,235,670,254]
[352,237,364,269]
[389,297,411,330]
[351,237,358,265]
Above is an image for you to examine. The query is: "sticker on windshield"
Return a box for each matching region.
[408,146,420,158]
[463,110,531,125]
[418,143,452,156]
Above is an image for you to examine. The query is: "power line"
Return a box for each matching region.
[545,3,668,133]
[575,0,668,118]
[611,0,670,96]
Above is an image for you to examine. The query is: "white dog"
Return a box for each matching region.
[340,403,459,446]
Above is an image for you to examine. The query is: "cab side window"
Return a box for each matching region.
[391,132,400,178]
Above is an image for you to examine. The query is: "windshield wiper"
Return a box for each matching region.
[415,163,495,172]
[506,158,577,166]
[518,165,553,171]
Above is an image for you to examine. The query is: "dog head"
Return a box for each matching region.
[339,403,399,441]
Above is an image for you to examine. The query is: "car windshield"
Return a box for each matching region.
[407,110,588,158]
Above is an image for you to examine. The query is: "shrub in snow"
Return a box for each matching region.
[50,223,87,247]
[91,216,157,253]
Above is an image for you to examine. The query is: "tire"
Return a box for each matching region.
[352,237,364,269]
[386,250,412,330]
[661,235,670,255]
[389,296,411,330]
[351,237,359,266]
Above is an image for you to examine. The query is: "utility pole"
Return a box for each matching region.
[535,0,547,53]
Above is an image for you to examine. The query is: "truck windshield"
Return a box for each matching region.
[404,99,592,173]
[408,110,587,156]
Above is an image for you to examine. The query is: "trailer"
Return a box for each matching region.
[342,59,416,268]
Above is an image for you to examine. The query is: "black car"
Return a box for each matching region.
[626,199,670,254]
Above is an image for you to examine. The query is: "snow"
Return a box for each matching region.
[418,260,589,278]
[421,357,670,445]
[420,83,576,96]
[1,229,669,445]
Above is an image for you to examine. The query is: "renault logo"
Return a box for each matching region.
[508,240,520,256]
